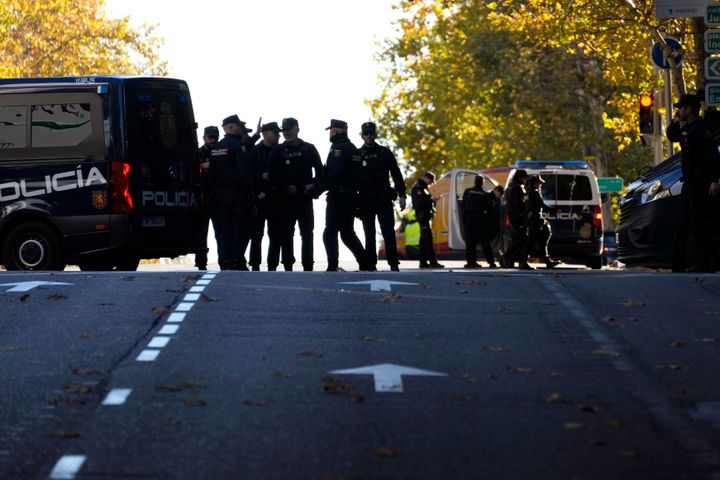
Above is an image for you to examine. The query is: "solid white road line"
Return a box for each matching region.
[102,388,133,406]
[136,349,160,362]
[49,455,86,479]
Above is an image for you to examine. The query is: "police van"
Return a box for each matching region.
[499,161,604,269]
[0,76,204,270]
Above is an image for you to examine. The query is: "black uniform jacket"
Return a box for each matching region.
[208,134,254,207]
[268,139,323,193]
[411,179,434,220]
[667,118,720,185]
[357,142,406,199]
[316,133,360,194]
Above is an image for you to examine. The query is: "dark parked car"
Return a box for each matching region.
[617,154,685,269]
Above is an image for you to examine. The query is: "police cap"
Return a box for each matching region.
[514,169,529,181]
[325,119,348,130]
[261,121,281,134]
[222,115,252,132]
[673,93,701,110]
[423,171,436,183]
[361,122,377,134]
[204,126,219,137]
[281,117,299,130]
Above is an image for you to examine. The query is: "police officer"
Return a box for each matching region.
[196,125,219,270]
[502,169,531,269]
[357,122,406,271]
[316,119,369,272]
[411,171,444,269]
[208,114,255,270]
[268,117,323,271]
[522,175,559,269]
[461,175,497,269]
[667,94,720,272]
[247,122,281,271]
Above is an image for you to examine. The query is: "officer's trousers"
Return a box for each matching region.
[463,218,495,266]
[418,215,438,266]
[360,199,398,268]
[277,195,314,271]
[266,196,294,270]
[323,192,366,270]
[212,204,250,270]
[195,207,211,269]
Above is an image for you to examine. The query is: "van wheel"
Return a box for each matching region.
[2,222,66,271]
[586,256,602,270]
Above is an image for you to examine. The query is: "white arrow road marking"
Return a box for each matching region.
[0,281,73,293]
[329,363,447,393]
[338,280,418,292]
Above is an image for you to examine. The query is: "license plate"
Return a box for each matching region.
[141,216,165,227]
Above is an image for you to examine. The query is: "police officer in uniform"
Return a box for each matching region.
[316,119,369,272]
[268,117,323,271]
[411,171,444,269]
[247,122,281,271]
[461,175,497,269]
[667,93,720,272]
[208,115,255,270]
[196,125,219,270]
[356,122,406,271]
[502,169,531,269]
[522,175,559,269]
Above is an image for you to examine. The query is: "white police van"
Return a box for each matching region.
[0,76,204,270]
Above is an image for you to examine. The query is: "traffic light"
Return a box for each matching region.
[639,94,655,135]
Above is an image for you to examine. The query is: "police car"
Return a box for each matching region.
[499,161,604,269]
[0,76,204,270]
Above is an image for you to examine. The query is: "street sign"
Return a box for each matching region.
[706,57,720,80]
[597,177,624,194]
[708,4,720,25]
[706,84,720,106]
[651,38,682,70]
[707,31,720,53]
[656,0,710,19]
[329,363,447,393]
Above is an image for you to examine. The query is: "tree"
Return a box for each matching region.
[0,0,167,78]
[370,0,698,182]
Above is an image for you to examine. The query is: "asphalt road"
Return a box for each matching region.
[1,268,720,479]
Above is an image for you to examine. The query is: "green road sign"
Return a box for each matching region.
[706,57,720,79]
[597,177,624,194]
[707,31,720,53]
[706,83,720,106]
[708,4,720,25]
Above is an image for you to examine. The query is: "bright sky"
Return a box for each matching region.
[104,0,404,266]
[105,0,400,152]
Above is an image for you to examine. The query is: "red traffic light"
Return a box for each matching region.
[639,94,653,108]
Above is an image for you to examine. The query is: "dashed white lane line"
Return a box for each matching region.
[102,388,133,406]
[49,454,86,479]
[174,302,194,312]
[167,312,185,323]
[196,279,211,285]
[158,325,180,335]
[136,349,161,362]
[183,293,201,302]
[189,286,206,293]
[147,336,171,348]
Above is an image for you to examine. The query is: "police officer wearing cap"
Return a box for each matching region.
[502,168,530,269]
[667,93,720,272]
[522,175,559,269]
[208,114,257,270]
[247,121,282,271]
[357,122,406,271]
[461,175,497,269]
[411,171,444,268]
[195,125,219,270]
[268,117,323,271]
[315,119,369,271]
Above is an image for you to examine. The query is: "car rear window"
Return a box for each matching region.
[541,174,593,201]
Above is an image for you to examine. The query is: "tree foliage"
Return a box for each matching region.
[0,0,167,78]
[371,0,700,181]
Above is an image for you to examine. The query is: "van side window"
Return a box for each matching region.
[0,106,28,149]
[541,175,593,201]
[31,103,92,148]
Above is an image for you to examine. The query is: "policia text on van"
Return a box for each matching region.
[0,76,205,271]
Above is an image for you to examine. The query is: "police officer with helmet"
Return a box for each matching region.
[411,171,444,269]
[268,117,323,271]
[357,121,406,271]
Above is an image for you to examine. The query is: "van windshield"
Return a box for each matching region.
[541,174,593,201]
[125,80,196,184]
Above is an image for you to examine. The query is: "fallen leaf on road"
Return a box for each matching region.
[450,394,469,404]
[297,350,315,357]
[670,340,687,348]
[655,364,689,371]
[156,384,183,393]
[381,293,402,303]
[243,399,268,407]
[49,430,80,439]
[623,299,645,308]
[79,333,96,340]
[482,346,507,353]
[49,395,87,406]
[183,396,206,407]
[321,376,364,403]
[360,336,379,342]
[183,380,204,389]
[546,393,570,404]
[47,293,67,300]
[506,366,534,374]
[165,288,182,293]
[600,316,616,324]
[71,368,99,376]
[63,384,93,394]
[151,306,171,315]
[564,422,585,430]
[200,293,219,302]
[593,349,620,357]
[313,288,322,293]
[577,404,602,414]
[0,346,20,353]
[19,294,29,302]
[372,447,400,458]
[182,276,198,284]
[497,306,513,313]
[551,371,564,378]
[121,276,135,281]
[606,419,621,428]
